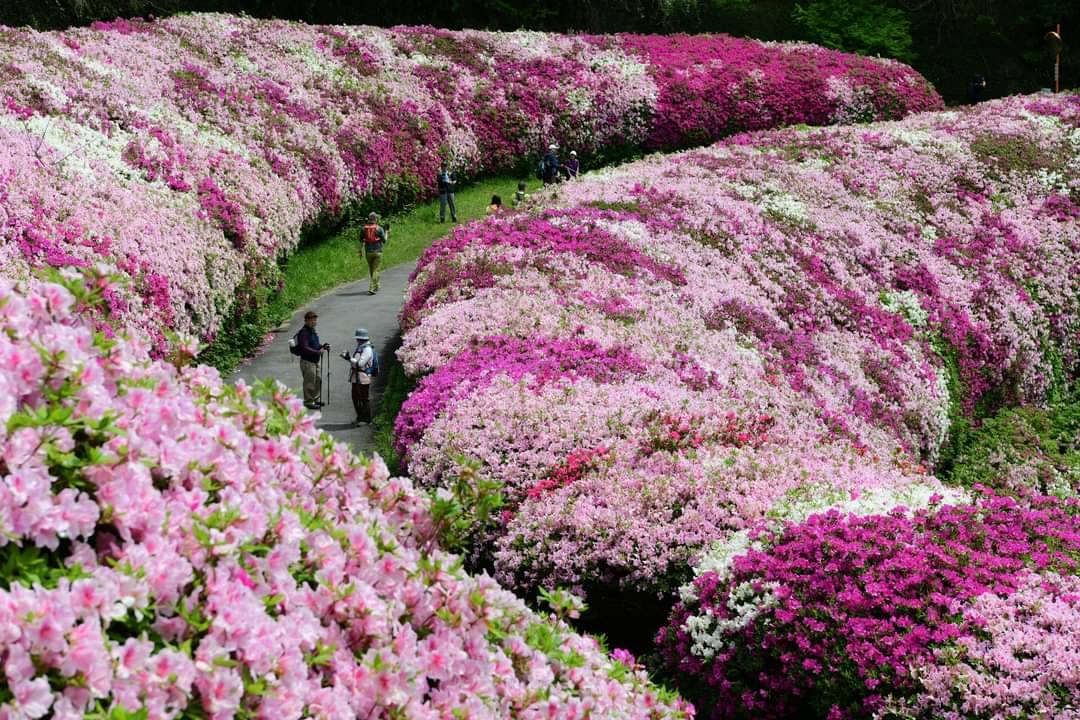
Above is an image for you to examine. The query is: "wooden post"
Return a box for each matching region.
[1045,26,1063,93]
[1057,23,1062,93]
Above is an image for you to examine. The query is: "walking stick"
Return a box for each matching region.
[326,347,331,406]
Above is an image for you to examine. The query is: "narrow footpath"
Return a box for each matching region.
[229,262,416,456]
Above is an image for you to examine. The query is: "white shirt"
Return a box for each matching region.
[349,343,374,385]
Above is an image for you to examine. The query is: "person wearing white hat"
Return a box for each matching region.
[542,144,560,185]
[565,149,580,180]
[339,327,378,424]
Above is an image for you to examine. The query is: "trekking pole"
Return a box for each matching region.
[321,347,330,405]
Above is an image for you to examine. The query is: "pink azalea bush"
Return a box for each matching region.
[616,34,942,149]
[0,14,939,354]
[889,571,1080,719]
[0,272,693,719]
[396,93,1080,602]
[659,492,1080,718]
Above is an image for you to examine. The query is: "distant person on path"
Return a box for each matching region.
[296,310,329,409]
[340,327,377,425]
[486,195,503,214]
[542,144,560,185]
[513,181,528,207]
[564,150,580,180]
[361,211,388,295]
[968,73,987,104]
[437,163,458,222]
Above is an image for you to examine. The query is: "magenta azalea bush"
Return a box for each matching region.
[0,13,939,353]
[0,272,693,719]
[659,492,1080,718]
[396,92,1080,601]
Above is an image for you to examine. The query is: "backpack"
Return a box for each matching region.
[363,223,381,244]
[366,347,380,377]
[535,160,544,181]
[289,328,303,356]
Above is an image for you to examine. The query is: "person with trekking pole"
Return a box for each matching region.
[290,310,330,410]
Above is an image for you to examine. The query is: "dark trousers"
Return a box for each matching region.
[351,383,371,423]
[439,192,457,221]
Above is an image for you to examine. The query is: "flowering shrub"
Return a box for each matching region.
[0,14,939,354]
[942,391,1080,499]
[660,493,1080,718]
[397,94,1080,604]
[0,273,693,719]
[615,34,942,150]
[887,572,1080,720]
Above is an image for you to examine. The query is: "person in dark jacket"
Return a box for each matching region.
[968,74,987,104]
[564,150,580,179]
[542,144,560,185]
[437,163,458,222]
[297,310,329,409]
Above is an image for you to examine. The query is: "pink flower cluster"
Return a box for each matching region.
[0,14,939,354]
[659,492,1080,718]
[398,93,1080,601]
[396,93,1080,707]
[0,273,692,719]
[616,34,943,150]
[897,571,1080,719]
[394,333,646,468]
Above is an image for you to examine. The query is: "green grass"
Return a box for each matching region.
[267,174,524,325]
[200,173,527,373]
[371,361,415,477]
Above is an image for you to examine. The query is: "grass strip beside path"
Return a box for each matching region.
[201,174,522,372]
[269,174,520,328]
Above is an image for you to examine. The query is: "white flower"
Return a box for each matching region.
[685,580,782,660]
[881,289,929,328]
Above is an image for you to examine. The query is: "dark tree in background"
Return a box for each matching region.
[0,0,1075,102]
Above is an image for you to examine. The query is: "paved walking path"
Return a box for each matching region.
[229,261,416,456]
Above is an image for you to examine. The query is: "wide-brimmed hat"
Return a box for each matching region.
[354,328,370,340]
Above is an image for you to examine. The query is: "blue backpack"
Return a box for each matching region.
[366,347,380,377]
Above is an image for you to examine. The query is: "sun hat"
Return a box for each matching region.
[548,143,558,150]
[354,328,370,340]
[368,212,377,221]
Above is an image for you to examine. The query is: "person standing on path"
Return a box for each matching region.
[297,310,329,409]
[340,327,376,424]
[361,211,388,295]
[437,163,458,222]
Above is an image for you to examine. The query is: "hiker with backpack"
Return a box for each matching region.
[360,211,388,295]
[541,144,560,185]
[290,310,330,410]
[340,327,378,425]
[437,163,458,223]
